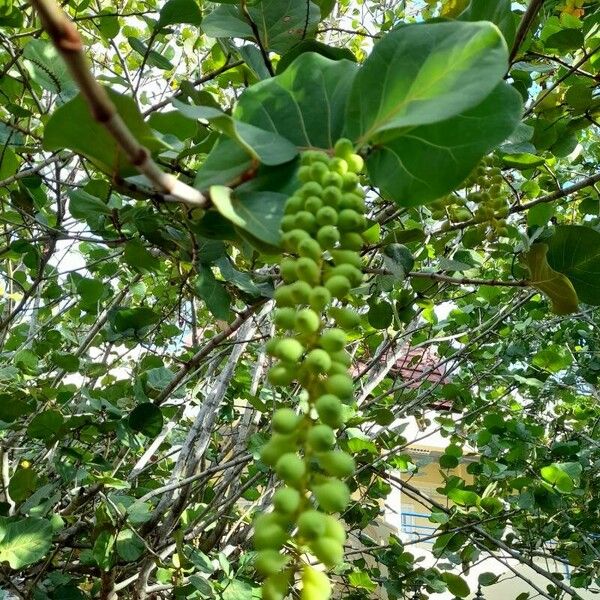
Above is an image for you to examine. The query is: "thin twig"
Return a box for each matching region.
[28,0,207,208]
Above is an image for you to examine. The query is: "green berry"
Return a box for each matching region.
[253,522,288,550]
[304,196,323,214]
[329,307,361,330]
[285,195,304,213]
[273,487,302,514]
[268,364,294,386]
[298,165,312,182]
[347,153,364,174]
[275,338,304,362]
[274,285,295,307]
[322,186,342,207]
[272,408,301,434]
[322,172,343,188]
[316,225,340,250]
[263,573,290,600]
[319,328,346,352]
[316,206,338,226]
[296,257,320,285]
[341,172,359,191]
[275,453,306,486]
[328,264,363,287]
[297,509,326,540]
[325,374,353,399]
[307,424,335,451]
[310,537,344,567]
[319,450,355,477]
[298,238,322,262]
[315,394,344,428]
[338,209,364,232]
[301,566,331,600]
[313,479,350,513]
[325,275,351,299]
[309,286,332,312]
[329,350,351,367]
[295,308,321,334]
[331,249,361,267]
[329,157,348,175]
[280,258,298,283]
[328,363,347,376]
[274,307,296,330]
[304,349,332,374]
[280,215,296,233]
[324,515,346,544]
[295,211,316,232]
[281,229,310,253]
[340,192,365,212]
[300,182,324,199]
[310,162,329,183]
[255,550,289,576]
[261,433,296,466]
[290,281,312,305]
[334,138,354,158]
[339,232,363,251]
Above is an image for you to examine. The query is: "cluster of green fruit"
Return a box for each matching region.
[253,140,367,600]
[430,157,510,241]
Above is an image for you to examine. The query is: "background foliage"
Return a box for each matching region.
[0,0,600,598]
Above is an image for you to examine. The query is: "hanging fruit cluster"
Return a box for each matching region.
[430,156,510,242]
[253,139,367,600]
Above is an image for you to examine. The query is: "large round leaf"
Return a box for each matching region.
[346,21,508,144]
[128,403,163,437]
[546,225,600,305]
[0,517,52,569]
[234,53,359,150]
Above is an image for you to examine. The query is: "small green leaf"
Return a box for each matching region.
[442,572,470,598]
[447,488,479,507]
[195,265,232,321]
[8,468,37,503]
[116,529,144,562]
[128,403,163,438]
[157,0,202,28]
[27,410,64,440]
[368,301,393,329]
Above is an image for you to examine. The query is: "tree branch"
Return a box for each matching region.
[509,0,546,63]
[28,0,207,208]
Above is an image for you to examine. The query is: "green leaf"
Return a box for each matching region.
[0,147,18,180]
[524,244,579,315]
[68,189,112,221]
[195,265,232,321]
[128,403,163,437]
[202,0,320,53]
[442,572,470,598]
[234,53,359,150]
[527,203,554,226]
[44,89,165,176]
[195,138,254,190]
[93,530,115,571]
[382,244,414,281]
[222,579,254,600]
[123,240,160,272]
[365,83,521,206]
[347,21,508,144]
[98,9,119,40]
[8,468,37,503]
[540,463,576,493]
[128,37,174,70]
[532,345,573,373]
[27,410,64,440]
[173,102,297,166]
[109,307,160,334]
[51,352,80,372]
[22,40,75,95]
[116,529,144,561]
[348,571,377,591]
[368,301,393,329]
[276,40,356,74]
[459,0,516,46]
[157,0,202,29]
[447,488,479,506]
[0,517,52,569]
[210,186,285,247]
[546,225,600,306]
[501,152,545,169]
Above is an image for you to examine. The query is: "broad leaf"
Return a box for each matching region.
[546,225,600,306]
[442,573,470,598]
[202,0,320,54]
[173,102,298,166]
[366,83,522,205]
[234,53,359,150]
[524,243,579,315]
[347,21,508,144]
[22,40,76,96]
[276,40,356,74]
[195,265,232,321]
[129,403,163,437]
[157,0,202,28]
[210,186,285,247]
[0,517,52,569]
[44,90,165,175]
[459,0,516,47]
